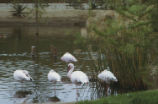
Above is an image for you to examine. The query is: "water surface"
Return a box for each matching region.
[0,26,101,104]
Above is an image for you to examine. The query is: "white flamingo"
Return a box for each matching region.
[13,70,33,82]
[48,69,61,95]
[61,52,77,63]
[98,67,118,96]
[67,63,89,101]
[67,63,89,84]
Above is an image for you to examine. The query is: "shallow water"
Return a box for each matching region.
[0,26,105,104]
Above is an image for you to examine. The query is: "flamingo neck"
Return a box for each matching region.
[67,68,74,78]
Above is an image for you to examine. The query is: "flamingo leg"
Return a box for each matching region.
[76,84,79,102]
[106,84,111,96]
[14,81,17,88]
[55,83,56,96]
[21,81,24,90]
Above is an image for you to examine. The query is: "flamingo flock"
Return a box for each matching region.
[13,52,118,97]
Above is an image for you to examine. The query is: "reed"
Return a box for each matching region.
[86,2,157,93]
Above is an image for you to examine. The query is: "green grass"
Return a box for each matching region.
[77,90,158,104]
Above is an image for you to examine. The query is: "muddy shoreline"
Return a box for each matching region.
[0,3,107,27]
[0,17,86,27]
[0,3,90,27]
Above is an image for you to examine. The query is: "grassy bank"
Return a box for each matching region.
[77,90,158,104]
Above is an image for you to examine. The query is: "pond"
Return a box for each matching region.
[0,26,114,104]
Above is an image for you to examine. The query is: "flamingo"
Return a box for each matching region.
[98,67,118,96]
[67,63,89,101]
[48,69,61,95]
[67,63,89,84]
[61,52,77,63]
[13,70,33,82]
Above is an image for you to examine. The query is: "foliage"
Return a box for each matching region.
[90,0,129,10]
[30,0,49,19]
[10,0,27,17]
[150,0,158,32]
[86,1,157,90]
[88,0,97,9]
[77,90,158,104]
[68,0,83,9]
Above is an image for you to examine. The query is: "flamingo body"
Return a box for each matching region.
[98,70,117,84]
[13,70,32,82]
[48,70,61,82]
[61,52,77,63]
[67,63,89,84]
[70,71,89,84]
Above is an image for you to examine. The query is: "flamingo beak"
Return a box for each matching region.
[30,77,33,81]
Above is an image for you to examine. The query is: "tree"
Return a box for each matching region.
[87,0,156,89]
[10,0,27,17]
[31,0,49,36]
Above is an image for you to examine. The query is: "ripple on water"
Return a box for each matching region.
[0,50,100,104]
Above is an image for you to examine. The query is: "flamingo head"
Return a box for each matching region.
[67,63,74,72]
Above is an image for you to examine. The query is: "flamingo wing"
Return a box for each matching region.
[48,71,61,82]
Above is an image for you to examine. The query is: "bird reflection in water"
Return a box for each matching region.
[75,84,81,102]
[31,46,37,58]
[50,44,58,63]
[48,96,60,102]
[14,90,32,98]
[31,45,39,62]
